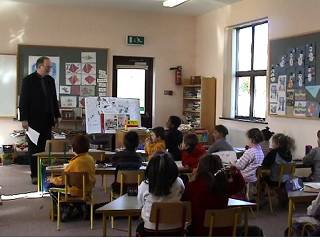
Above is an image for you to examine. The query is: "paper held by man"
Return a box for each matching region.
[26,127,40,145]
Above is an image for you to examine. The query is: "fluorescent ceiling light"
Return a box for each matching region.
[163,0,189,8]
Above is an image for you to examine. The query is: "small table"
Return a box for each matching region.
[287,191,318,236]
[96,194,256,237]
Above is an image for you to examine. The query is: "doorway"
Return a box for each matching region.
[112,56,153,128]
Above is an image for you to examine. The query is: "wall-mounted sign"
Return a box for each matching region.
[127,35,144,46]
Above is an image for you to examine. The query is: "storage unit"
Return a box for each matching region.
[182,76,216,143]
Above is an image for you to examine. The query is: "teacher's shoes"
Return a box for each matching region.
[31,177,37,185]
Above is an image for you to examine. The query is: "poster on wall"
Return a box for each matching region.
[28,56,60,97]
[294,101,307,117]
[305,43,315,64]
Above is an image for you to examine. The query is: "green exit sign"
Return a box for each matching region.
[127,35,144,46]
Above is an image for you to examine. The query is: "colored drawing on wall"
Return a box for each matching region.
[288,48,296,67]
[305,65,316,85]
[286,90,294,107]
[80,85,95,96]
[270,103,277,115]
[305,85,320,99]
[81,73,96,85]
[306,102,319,117]
[279,55,287,68]
[287,70,295,90]
[306,43,315,64]
[28,56,60,97]
[60,86,71,95]
[82,63,96,75]
[60,96,77,108]
[295,68,304,89]
[294,89,306,101]
[294,101,307,116]
[270,83,278,102]
[71,86,80,95]
[81,52,96,63]
[66,73,81,85]
[79,97,85,108]
[65,63,81,74]
[296,46,305,67]
[276,92,286,115]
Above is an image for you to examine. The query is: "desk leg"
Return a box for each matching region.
[288,199,293,237]
[244,208,248,236]
[102,213,107,237]
[128,216,132,237]
[37,156,40,192]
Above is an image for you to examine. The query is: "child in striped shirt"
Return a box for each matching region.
[230,128,264,183]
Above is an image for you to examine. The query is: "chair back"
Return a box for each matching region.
[88,151,105,162]
[277,163,296,187]
[64,172,88,201]
[203,207,241,236]
[116,170,144,195]
[45,140,69,152]
[149,201,191,235]
[212,151,237,166]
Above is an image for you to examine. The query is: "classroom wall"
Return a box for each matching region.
[195,0,320,158]
[0,1,196,146]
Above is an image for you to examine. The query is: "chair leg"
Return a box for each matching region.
[50,197,54,221]
[57,201,61,230]
[266,186,273,213]
[90,203,94,230]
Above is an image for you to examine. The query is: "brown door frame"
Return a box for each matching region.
[112,56,153,128]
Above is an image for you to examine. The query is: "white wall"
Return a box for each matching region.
[0,1,196,146]
[196,0,320,157]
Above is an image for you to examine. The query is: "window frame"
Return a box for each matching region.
[235,20,268,121]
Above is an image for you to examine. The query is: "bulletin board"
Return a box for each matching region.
[269,32,320,119]
[85,97,141,134]
[17,44,108,110]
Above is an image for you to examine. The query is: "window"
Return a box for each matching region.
[235,21,268,120]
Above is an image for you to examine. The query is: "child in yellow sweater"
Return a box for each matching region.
[144,127,166,159]
[49,134,96,197]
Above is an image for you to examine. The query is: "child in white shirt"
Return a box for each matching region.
[137,152,185,235]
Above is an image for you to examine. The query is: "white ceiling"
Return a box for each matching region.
[4,0,242,16]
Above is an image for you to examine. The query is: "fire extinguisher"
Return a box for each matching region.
[170,66,182,85]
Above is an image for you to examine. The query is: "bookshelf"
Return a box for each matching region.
[182,76,216,143]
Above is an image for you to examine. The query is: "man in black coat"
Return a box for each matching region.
[19,56,61,184]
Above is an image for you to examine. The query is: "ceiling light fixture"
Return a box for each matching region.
[163,0,189,8]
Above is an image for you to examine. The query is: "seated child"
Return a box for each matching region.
[181,133,206,169]
[208,125,234,153]
[182,154,245,236]
[49,134,96,197]
[260,127,274,157]
[110,131,143,193]
[303,130,320,182]
[165,116,183,161]
[136,152,185,236]
[262,133,295,184]
[144,127,166,159]
[49,134,96,220]
[230,128,264,183]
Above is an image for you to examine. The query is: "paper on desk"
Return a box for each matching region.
[304,182,320,189]
[26,127,40,145]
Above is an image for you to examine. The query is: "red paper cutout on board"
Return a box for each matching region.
[85,75,95,84]
[83,63,94,74]
[68,74,80,85]
[68,63,79,73]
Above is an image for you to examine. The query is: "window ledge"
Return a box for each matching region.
[219,117,268,125]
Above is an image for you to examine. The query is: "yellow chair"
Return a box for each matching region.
[265,163,296,213]
[110,170,144,228]
[144,202,191,236]
[49,172,94,230]
[203,207,241,237]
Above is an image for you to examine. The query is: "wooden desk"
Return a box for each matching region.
[34,150,115,192]
[96,194,256,237]
[287,191,318,236]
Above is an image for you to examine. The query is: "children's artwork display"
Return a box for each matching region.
[85,97,141,134]
[17,45,108,114]
[269,33,320,119]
